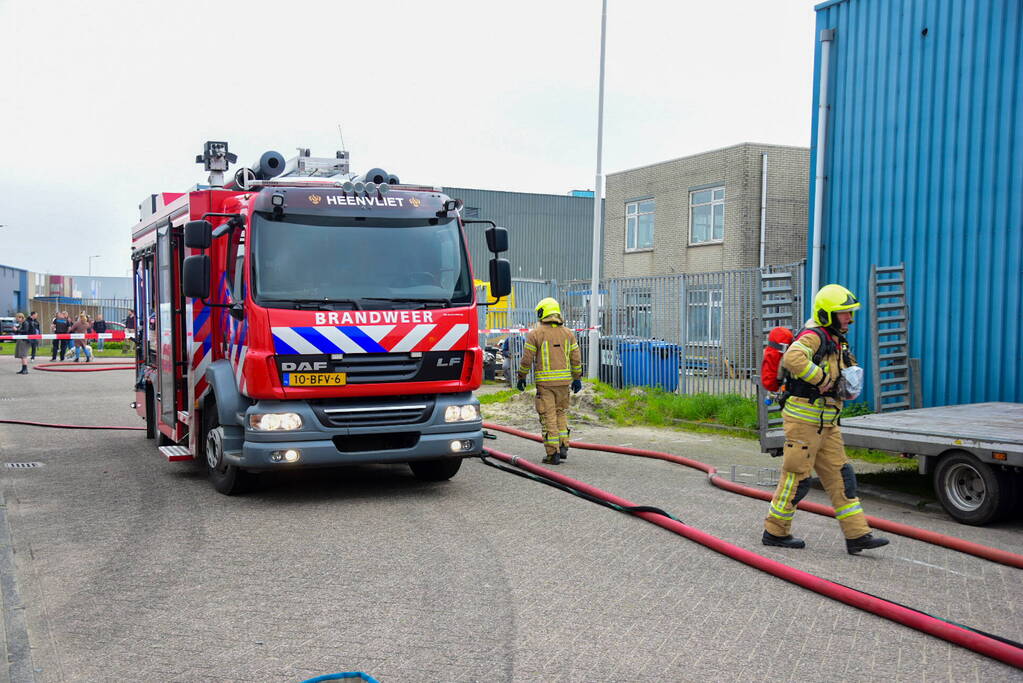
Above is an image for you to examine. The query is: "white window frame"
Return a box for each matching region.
[686,287,723,345]
[689,186,725,245]
[625,198,655,252]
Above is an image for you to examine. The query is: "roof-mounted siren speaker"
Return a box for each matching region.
[355,168,395,194]
[234,150,285,190]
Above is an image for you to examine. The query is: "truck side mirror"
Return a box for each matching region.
[184,220,212,249]
[485,226,508,253]
[183,254,211,299]
[488,257,511,298]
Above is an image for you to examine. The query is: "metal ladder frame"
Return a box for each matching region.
[869,263,921,411]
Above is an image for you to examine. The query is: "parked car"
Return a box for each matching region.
[0,317,17,334]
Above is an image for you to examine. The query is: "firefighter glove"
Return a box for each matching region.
[571,379,582,394]
[516,378,526,391]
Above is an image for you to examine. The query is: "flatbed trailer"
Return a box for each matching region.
[759,401,1023,525]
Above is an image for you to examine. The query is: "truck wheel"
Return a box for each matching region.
[409,457,463,482]
[933,451,1013,525]
[203,405,255,495]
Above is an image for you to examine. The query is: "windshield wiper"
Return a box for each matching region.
[360,297,452,309]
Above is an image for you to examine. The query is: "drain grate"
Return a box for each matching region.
[4,462,44,469]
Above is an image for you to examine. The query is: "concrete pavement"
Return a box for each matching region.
[1,359,1021,681]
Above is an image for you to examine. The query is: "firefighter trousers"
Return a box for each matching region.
[764,418,871,540]
[535,383,570,455]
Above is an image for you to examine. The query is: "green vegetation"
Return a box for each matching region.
[841,401,874,417]
[478,388,520,405]
[587,381,758,431]
[0,341,133,358]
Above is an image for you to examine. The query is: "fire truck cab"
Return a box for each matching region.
[131,142,510,494]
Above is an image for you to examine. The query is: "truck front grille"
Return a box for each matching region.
[335,353,421,383]
[311,396,435,428]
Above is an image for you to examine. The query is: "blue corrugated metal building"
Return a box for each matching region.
[808,0,1022,408]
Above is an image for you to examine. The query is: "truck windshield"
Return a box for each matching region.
[251,213,474,309]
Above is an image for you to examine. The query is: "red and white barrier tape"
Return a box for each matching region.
[0,331,129,341]
[480,326,600,334]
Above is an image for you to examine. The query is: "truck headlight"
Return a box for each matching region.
[444,404,479,422]
[249,412,303,431]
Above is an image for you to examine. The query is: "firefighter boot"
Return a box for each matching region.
[762,530,805,549]
[846,533,889,555]
[541,433,560,465]
[558,428,570,462]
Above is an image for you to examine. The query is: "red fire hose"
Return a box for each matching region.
[484,422,1023,570]
[32,361,135,372]
[482,443,1023,669]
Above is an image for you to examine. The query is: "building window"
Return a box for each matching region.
[687,287,722,344]
[625,199,655,251]
[690,187,725,244]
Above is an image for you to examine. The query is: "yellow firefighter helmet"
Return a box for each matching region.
[813,284,861,327]
[535,297,562,321]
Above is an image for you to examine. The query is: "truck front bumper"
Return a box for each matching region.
[226,392,482,471]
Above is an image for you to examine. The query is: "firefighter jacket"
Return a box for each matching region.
[781,320,856,426]
[518,317,583,387]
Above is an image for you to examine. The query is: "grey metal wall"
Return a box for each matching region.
[809,0,1023,407]
[444,187,601,282]
[0,264,27,315]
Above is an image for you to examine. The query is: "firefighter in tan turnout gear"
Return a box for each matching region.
[762,284,891,555]
[517,298,583,465]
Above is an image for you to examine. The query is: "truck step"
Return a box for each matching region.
[159,445,192,462]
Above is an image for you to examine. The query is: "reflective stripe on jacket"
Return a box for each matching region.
[518,322,582,386]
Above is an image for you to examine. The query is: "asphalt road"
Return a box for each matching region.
[1,358,1021,682]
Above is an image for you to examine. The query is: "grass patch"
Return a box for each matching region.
[0,341,133,358]
[847,447,917,467]
[478,388,520,405]
[585,381,758,432]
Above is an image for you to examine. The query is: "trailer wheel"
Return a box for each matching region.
[203,402,255,495]
[933,451,1013,525]
[409,457,463,482]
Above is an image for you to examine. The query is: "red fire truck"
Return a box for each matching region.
[131,141,510,494]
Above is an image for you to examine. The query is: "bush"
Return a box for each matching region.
[841,402,873,417]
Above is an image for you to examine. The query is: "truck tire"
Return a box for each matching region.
[409,457,463,482]
[203,401,256,495]
[932,451,1014,525]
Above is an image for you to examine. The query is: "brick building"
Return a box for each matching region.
[604,143,809,278]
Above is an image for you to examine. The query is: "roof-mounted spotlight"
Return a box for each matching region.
[365,181,377,194]
[342,181,355,193]
[271,191,286,219]
[378,183,391,194]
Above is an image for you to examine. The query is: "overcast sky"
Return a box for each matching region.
[0,0,820,277]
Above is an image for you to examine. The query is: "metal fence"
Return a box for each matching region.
[483,261,806,396]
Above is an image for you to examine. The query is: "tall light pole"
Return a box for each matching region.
[88,255,101,277]
[587,0,608,379]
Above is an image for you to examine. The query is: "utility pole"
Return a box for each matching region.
[587,0,607,379]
